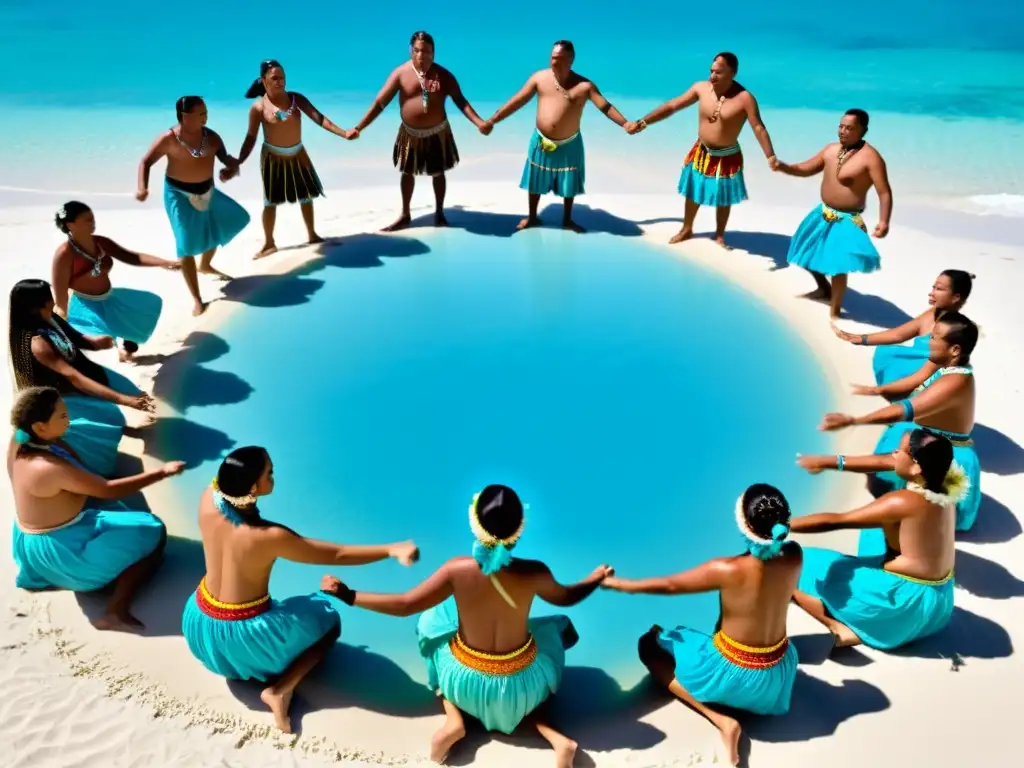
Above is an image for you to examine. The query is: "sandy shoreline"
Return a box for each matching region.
[2,182,1021,767]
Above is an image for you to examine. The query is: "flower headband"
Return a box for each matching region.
[908,461,971,508]
[469,491,527,575]
[210,477,256,508]
[735,495,789,561]
[56,205,67,221]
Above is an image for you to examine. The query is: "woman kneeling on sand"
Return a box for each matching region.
[181,446,420,733]
[792,430,965,652]
[9,387,183,630]
[321,484,611,767]
[8,279,156,477]
[601,483,801,767]
[51,201,178,363]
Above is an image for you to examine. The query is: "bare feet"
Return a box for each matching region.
[382,214,411,232]
[254,243,278,260]
[668,228,693,244]
[562,219,586,234]
[118,349,135,363]
[434,211,449,227]
[260,687,294,733]
[92,611,145,633]
[553,737,578,768]
[714,236,733,250]
[800,287,832,304]
[429,720,466,763]
[191,301,208,317]
[828,623,861,650]
[719,718,742,767]
[516,217,541,231]
[198,266,232,281]
[307,234,325,245]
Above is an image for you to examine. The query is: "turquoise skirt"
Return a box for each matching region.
[416,597,575,734]
[163,182,250,259]
[182,591,340,681]
[61,365,140,477]
[677,140,748,207]
[67,288,162,345]
[786,203,881,276]
[872,335,931,387]
[656,625,797,715]
[873,421,981,531]
[519,130,585,198]
[12,501,165,591]
[800,547,954,650]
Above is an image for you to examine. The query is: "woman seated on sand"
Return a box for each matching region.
[832,269,974,387]
[813,311,980,534]
[8,279,156,477]
[321,484,611,768]
[600,483,801,768]
[52,201,178,363]
[181,446,420,734]
[9,386,182,630]
[791,430,965,652]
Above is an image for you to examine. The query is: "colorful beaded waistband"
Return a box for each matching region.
[449,633,538,676]
[195,577,271,621]
[713,631,789,669]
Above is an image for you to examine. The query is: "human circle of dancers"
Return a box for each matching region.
[6,36,985,768]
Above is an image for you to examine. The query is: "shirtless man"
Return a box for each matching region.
[137,96,250,315]
[776,109,893,319]
[791,430,959,652]
[602,483,801,766]
[182,446,419,733]
[803,312,981,533]
[237,60,358,258]
[354,32,490,231]
[627,52,777,247]
[487,40,632,233]
[322,484,608,767]
[9,386,184,631]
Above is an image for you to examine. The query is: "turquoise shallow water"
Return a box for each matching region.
[160,229,833,689]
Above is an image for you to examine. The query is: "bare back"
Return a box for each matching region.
[695,81,751,148]
[918,371,976,435]
[394,63,453,128]
[159,129,222,183]
[448,556,563,653]
[718,544,802,647]
[880,491,956,581]
[8,444,89,530]
[197,487,280,604]
[534,69,591,140]
[255,92,304,148]
[819,141,881,211]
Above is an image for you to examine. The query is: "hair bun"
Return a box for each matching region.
[770,523,789,541]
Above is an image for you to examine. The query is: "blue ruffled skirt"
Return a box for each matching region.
[13,501,165,591]
[656,625,797,715]
[61,366,140,477]
[872,335,931,387]
[799,547,954,650]
[677,140,747,207]
[519,130,585,198]
[786,203,881,276]
[163,182,250,258]
[182,591,340,681]
[873,421,981,530]
[416,597,575,734]
[68,288,162,345]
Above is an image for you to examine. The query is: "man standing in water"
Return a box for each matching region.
[487,40,633,233]
[776,109,892,320]
[354,31,491,231]
[628,52,777,247]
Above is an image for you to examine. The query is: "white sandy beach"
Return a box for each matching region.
[1,181,1022,767]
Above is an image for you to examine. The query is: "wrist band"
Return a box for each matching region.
[340,588,356,606]
[837,455,845,471]
[898,399,915,421]
[860,334,868,345]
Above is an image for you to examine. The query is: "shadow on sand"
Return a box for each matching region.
[148,331,253,414]
[891,606,1014,662]
[957,494,1022,544]
[219,274,326,308]
[972,423,1024,476]
[140,416,237,468]
[954,549,1024,600]
[301,232,432,271]
[408,204,644,238]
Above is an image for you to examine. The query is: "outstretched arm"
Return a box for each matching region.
[489,75,538,125]
[636,83,700,128]
[776,146,827,177]
[321,563,454,617]
[532,562,613,607]
[50,459,182,500]
[790,493,911,533]
[296,93,355,139]
[31,337,135,406]
[355,69,402,133]
[603,558,732,596]
[869,151,893,236]
[97,236,176,269]
[874,360,938,399]
[136,132,169,200]
[237,104,262,165]
[835,310,929,347]
[744,93,776,162]
[445,71,486,129]
[822,369,964,430]
[588,83,628,127]
[798,452,896,475]
[272,528,418,567]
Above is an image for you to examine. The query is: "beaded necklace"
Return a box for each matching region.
[175,127,208,158]
[268,94,296,122]
[836,140,865,177]
[412,64,433,112]
[42,318,76,361]
[68,237,106,278]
